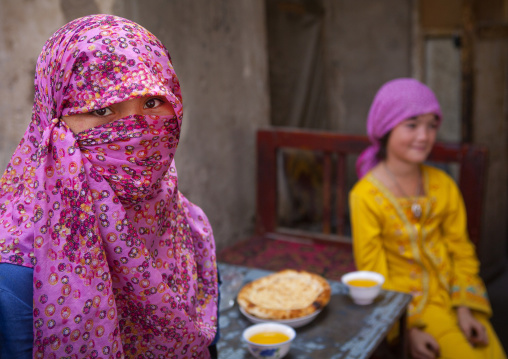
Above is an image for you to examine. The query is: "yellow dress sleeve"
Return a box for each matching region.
[350,185,425,332]
[349,185,394,293]
[442,177,492,315]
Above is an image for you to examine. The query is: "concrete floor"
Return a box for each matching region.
[486,261,508,354]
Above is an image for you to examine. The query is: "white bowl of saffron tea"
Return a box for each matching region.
[242,322,296,359]
[341,270,385,305]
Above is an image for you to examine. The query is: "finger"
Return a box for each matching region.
[428,336,441,356]
[475,326,489,346]
[412,348,428,359]
[413,344,432,359]
[466,327,479,342]
[421,344,437,359]
[413,350,431,359]
[469,326,488,346]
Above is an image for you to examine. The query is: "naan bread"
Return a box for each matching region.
[237,269,331,320]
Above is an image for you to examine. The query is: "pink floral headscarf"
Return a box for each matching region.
[356,78,443,178]
[0,15,218,358]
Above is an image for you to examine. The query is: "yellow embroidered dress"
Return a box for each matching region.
[350,165,506,358]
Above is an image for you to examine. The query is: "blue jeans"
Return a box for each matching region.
[0,263,33,359]
[0,263,219,358]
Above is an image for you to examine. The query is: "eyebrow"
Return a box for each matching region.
[406,115,439,121]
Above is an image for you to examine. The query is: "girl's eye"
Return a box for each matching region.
[92,107,112,117]
[405,122,417,129]
[144,98,164,109]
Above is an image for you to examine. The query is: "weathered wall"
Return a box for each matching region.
[0,0,270,251]
[0,0,64,171]
[323,0,412,134]
[265,0,412,133]
[114,0,270,251]
[474,38,508,279]
[119,0,269,253]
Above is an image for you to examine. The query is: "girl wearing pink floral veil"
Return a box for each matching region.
[349,78,506,359]
[0,14,218,358]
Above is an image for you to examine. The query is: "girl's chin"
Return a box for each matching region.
[409,149,431,158]
[407,156,429,164]
[399,153,430,164]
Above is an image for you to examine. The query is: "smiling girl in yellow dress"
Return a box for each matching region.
[350,78,506,359]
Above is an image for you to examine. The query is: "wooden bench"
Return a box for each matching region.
[218,127,488,280]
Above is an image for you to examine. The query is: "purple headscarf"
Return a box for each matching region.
[0,15,217,358]
[355,78,443,178]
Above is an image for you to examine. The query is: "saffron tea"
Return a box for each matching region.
[347,279,378,287]
[249,332,290,345]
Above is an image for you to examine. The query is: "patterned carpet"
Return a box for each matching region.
[217,236,356,281]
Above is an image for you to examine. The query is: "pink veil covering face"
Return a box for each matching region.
[0,15,217,358]
[356,78,443,178]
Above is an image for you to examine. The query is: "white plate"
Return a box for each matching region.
[239,306,322,328]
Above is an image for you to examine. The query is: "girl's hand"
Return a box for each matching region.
[457,306,489,346]
[408,327,440,359]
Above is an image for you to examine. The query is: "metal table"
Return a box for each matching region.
[217,262,411,359]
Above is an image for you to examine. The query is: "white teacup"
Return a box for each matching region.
[341,271,385,305]
[242,322,296,359]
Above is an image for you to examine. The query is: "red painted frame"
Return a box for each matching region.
[255,127,488,250]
